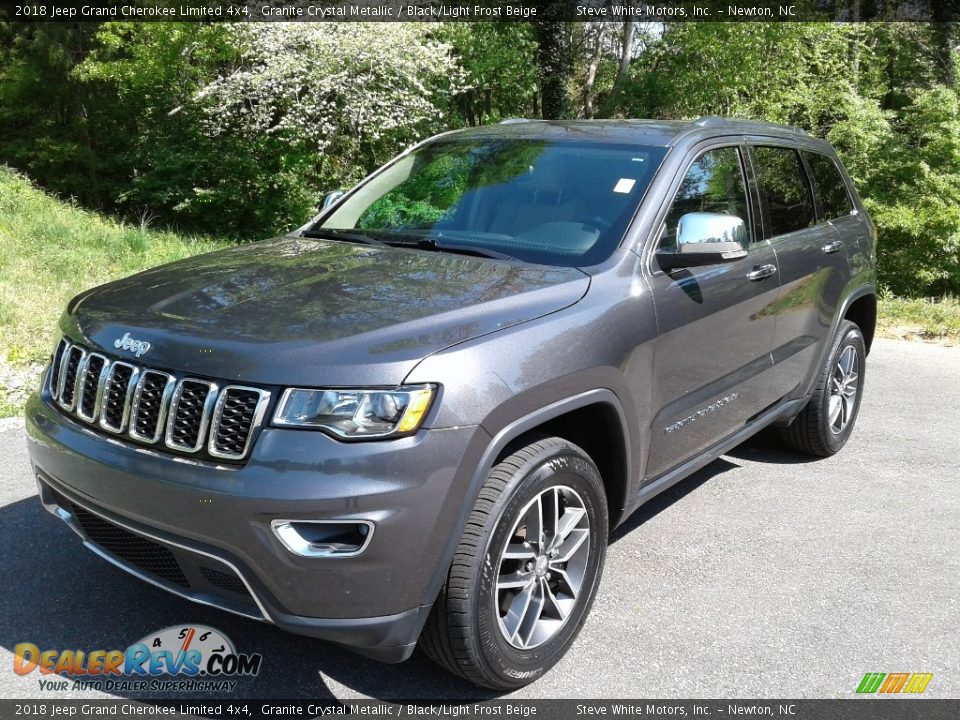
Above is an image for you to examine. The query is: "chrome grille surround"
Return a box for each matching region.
[76,353,109,423]
[49,338,69,401]
[129,370,177,444]
[46,339,269,462]
[208,386,271,460]
[99,361,140,434]
[57,344,86,412]
[165,378,219,453]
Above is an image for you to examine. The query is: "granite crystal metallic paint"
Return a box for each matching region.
[25,118,876,669]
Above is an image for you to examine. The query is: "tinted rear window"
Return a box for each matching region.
[753,146,816,237]
[803,151,853,221]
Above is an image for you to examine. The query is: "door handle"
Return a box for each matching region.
[822,240,843,254]
[747,264,777,281]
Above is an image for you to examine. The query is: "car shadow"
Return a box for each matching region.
[610,429,820,542]
[724,427,823,465]
[609,455,740,544]
[0,434,799,702]
[0,496,499,702]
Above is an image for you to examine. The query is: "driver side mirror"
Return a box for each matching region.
[322,190,346,210]
[655,212,748,272]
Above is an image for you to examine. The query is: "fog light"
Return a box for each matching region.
[271,520,373,558]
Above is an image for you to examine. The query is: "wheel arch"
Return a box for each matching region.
[495,399,630,529]
[843,291,877,355]
[421,389,633,608]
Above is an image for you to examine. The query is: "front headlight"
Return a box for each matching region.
[272,385,436,439]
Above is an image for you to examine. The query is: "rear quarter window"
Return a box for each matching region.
[753,146,816,237]
[803,151,854,221]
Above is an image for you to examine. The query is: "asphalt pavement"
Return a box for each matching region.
[0,338,957,700]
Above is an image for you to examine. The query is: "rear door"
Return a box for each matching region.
[747,144,851,398]
[804,150,872,284]
[643,143,782,481]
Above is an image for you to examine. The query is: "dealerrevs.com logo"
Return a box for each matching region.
[13,625,262,693]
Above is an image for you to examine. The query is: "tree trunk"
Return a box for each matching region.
[598,21,636,118]
[582,24,609,118]
[930,15,956,87]
[848,0,861,85]
[535,18,572,119]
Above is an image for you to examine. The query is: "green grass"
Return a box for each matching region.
[0,165,223,416]
[877,295,960,343]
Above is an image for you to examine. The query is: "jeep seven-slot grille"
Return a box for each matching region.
[132,370,174,442]
[167,380,215,451]
[47,339,269,462]
[101,362,136,432]
[212,389,262,457]
[78,354,106,420]
[58,346,84,409]
[49,339,68,401]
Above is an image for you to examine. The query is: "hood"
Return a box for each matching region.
[64,236,589,386]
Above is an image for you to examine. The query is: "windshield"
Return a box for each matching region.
[319,138,667,267]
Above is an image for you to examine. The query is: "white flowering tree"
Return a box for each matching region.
[194,24,465,183]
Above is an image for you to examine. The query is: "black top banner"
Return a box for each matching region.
[4,0,959,22]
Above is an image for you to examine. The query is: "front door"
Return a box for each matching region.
[644,144,783,481]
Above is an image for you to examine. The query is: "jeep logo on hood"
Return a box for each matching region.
[114,332,151,358]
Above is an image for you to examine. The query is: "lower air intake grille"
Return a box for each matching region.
[70,504,190,588]
[200,566,249,596]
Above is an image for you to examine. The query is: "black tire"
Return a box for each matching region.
[420,436,608,689]
[780,320,866,457]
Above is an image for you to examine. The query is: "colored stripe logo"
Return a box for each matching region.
[857,672,932,694]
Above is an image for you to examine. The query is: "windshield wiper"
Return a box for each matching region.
[300,228,387,248]
[383,236,516,261]
[304,228,514,261]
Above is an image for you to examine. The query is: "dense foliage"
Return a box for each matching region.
[0,20,957,296]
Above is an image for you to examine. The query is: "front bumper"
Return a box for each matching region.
[25,391,488,662]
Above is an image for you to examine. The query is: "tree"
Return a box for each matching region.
[193,24,463,183]
[534,19,572,119]
[441,23,538,125]
[0,23,103,203]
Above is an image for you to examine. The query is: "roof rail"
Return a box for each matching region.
[692,116,809,136]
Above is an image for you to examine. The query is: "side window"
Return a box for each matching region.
[803,151,853,221]
[753,146,816,237]
[661,146,751,249]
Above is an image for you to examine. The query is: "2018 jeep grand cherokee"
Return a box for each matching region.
[25,117,876,689]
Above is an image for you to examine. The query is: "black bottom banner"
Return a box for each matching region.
[1,700,958,720]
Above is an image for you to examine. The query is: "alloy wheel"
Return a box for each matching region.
[495,485,591,650]
[828,344,860,433]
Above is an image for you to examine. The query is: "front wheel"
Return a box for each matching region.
[780,319,866,457]
[420,436,608,689]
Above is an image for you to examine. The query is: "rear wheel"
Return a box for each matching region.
[780,320,866,457]
[420,436,607,689]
